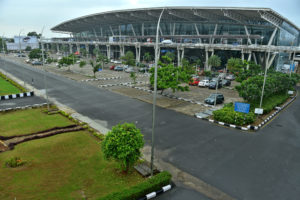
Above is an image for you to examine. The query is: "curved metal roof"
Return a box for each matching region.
[51,6,300,34]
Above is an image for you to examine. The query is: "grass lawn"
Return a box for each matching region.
[0,108,74,137]
[0,131,144,200]
[0,76,21,96]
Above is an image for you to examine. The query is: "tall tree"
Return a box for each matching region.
[96,53,109,71]
[102,123,144,173]
[208,55,221,71]
[150,55,191,94]
[58,54,76,71]
[227,57,244,73]
[27,31,41,39]
[0,37,7,52]
[90,60,101,78]
[121,51,135,66]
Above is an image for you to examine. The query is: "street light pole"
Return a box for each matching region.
[151,8,164,177]
[41,26,50,111]
[18,29,26,86]
[18,29,24,55]
[259,63,268,108]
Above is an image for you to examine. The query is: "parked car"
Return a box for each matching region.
[202,76,212,81]
[198,79,210,87]
[208,81,222,89]
[110,65,115,70]
[161,39,173,44]
[31,61,43,65]
[125,67,135,73]
[205,93,224,105]
[139,67,149,73]
[189,77,200,86]
[25,59,31,63]
[225,74,235,80]
[114,66,124,71]
[221,79,231,86]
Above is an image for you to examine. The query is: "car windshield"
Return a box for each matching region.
[209,94,217,98]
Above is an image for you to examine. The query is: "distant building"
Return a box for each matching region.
[6,36,39,51]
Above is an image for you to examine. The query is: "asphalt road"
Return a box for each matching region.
[1,57,300,200]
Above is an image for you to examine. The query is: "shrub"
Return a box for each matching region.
[213,106,256,126]
[98,171,172,200]
[4,157,26,168]
[250,93,289,114]
[102,123,144,173]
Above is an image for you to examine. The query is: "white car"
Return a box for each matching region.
[161,39,173,44]
[198,80,210,87]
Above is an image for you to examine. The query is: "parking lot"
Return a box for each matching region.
[7,54,243,117]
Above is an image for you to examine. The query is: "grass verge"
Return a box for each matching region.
[0,72,26,95]
[0,108,74,137]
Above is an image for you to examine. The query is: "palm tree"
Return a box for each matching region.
[208,55,221,71]
[143,52,152,63]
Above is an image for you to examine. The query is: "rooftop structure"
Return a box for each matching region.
[47,7,300,71]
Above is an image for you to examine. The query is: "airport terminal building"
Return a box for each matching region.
[46,7,300,71]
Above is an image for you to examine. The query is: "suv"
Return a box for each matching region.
[204,93,224,105]
[208,80,222,89]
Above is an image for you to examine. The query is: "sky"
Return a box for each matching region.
[0,0,299,38]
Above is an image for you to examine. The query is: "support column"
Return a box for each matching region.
[85,44,89,58]
[177,47,184,67]
[106,45,111,59]
[135,43,141,64]
[241,50,245,61]
[120,45,125,58]
[266,52,277,69]
[69,43,72,54]
[252,52,257,65]
[205,49,209,70]
[76,44,80,53]
[247,52,252,70]
[56,43,60,53]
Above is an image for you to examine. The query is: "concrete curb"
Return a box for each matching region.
[0,102,48,112]
[0,91,34,101]
[138,184,172,200]
[101,82,214,108]
[195,94,297,132]
[82,76,122,82]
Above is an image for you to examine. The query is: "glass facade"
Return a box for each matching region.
[74,21,280,46]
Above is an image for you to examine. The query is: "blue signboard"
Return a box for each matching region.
[290,63,295,72]
[234,102,250,114]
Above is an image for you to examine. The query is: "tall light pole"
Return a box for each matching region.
[18,29,24,55]
[41,26,50,111]
[18,29,26,86]
[151,8,165,177]
[259,62,268,108]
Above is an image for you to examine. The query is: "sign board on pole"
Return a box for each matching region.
[254,108,264,115]
[234,102,250,114]
[288,90,294,95]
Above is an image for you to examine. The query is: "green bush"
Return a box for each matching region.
[251,93,289,114]
[4,157,26,168]
[98,171,172,200]
[213,106,256,126]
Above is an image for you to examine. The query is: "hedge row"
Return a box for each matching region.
[98,171,172,200]
[213,104,256,126]
[250,92,290,114]
[0,72,27,93]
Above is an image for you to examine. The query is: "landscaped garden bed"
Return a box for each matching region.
[0,107,171,199]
